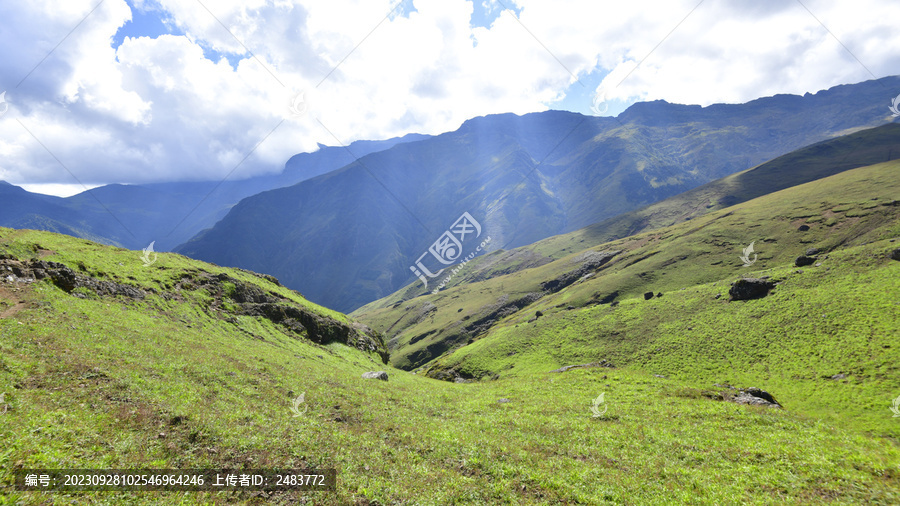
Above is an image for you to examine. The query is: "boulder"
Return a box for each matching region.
[797,225,810,232]
[795,255,816,267]
[361,371,388,381]
[806,247,820,256]
[643,291,654,300]
[731,387,781,408]
[891,248,900,261]
[728,278,775,301]
[549,360,613,373]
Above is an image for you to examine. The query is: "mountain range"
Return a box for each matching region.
[177,76,900,311]
[2,76,898,312]
[0,133,428,252]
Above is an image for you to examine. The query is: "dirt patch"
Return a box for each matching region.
[0,285,29,319]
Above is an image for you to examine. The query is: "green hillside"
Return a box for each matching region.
[0,211,900,505]
[355,160,900,428]
[355,155,900,365]
[3,164,900,503]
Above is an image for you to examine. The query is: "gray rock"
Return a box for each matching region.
[361,371,388,381]
[549,360,613,373]
[644,291,654,300]
[732,387,781,408]
[795,255,816,267]
[806,247,820,256]
[830,373,847,380]
[891,248,900,261]
[797,224,810,231]
[497,398,511,403]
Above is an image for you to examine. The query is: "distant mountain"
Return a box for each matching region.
[410,121,900,290]
[0,133,429,251]
[177,76,900,312]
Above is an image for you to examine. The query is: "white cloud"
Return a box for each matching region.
[0,0,897,193]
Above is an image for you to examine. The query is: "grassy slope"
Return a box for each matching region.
[2,227,900,503]
[356,161,900,373]
[358,161,900,436]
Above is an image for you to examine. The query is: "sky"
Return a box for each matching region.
[0,0,897,197]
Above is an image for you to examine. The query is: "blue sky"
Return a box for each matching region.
[0,0,896,196]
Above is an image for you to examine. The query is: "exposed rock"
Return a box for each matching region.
[797,224,810,232]
[795,255,816,267]
[497,398,511,403]
[654,374,667,379]
[1,259,145,299]
[240,302,387,361]
[656,292,663,298]
[829,373,847,380]
[541,250,620,293]
[891,248,900,261]
[361,371,388,381]
[805,247,820,256]
[730,387,781,408]
[592,291,619,305]
[534,310,543,319]
[643,291,654,300]
[729,278,775,301]
[549,360,614,373]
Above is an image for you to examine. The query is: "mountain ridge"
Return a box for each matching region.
[178,76,900,312]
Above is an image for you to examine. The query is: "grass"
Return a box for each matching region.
[355,160,900,373]
[1,227,900,504]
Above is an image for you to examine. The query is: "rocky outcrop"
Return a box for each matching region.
[729,387,781,408]
[0,256,389,363]
[549,360,614,373]
[1,258,145,299]
[795,255,816,267]
[729,278,775,301]
[541,250,620,293]
[361,371,388,381]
